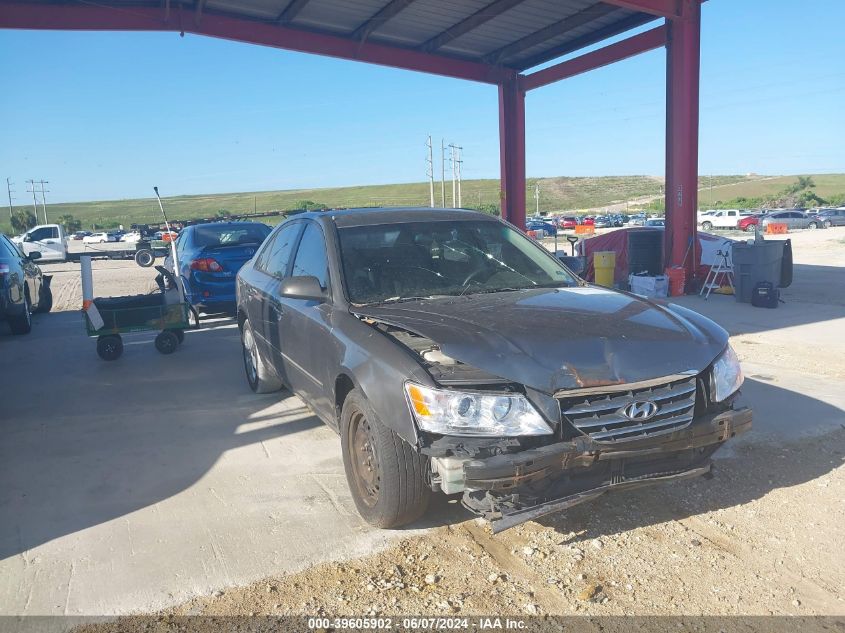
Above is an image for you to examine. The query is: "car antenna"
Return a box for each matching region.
[153,186,186,304]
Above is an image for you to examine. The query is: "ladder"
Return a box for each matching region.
[700,248,734,300]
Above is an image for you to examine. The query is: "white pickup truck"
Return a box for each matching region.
[11,224,69,262]
[697,209,746,231]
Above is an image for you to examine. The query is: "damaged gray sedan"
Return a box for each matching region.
[236,208,751,532]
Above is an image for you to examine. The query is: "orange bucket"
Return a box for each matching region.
[665,266,686,296]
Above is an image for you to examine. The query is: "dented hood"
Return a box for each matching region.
[354,286,728,394]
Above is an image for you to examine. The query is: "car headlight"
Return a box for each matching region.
[404,382,553,437]
[711,345,744,402]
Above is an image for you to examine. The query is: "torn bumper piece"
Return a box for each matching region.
[461,407,751,534]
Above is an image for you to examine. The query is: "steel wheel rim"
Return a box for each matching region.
[349,411,380,507]
[242,326,258,385]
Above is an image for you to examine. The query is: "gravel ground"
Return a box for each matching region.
[45,229,845,622]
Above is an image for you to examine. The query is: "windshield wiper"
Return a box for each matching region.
[369,294,448,305]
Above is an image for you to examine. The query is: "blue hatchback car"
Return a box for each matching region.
[170,221,272,315]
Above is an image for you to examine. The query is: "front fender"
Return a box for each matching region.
[333,311,432,447]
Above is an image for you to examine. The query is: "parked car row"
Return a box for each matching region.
[697,207,845,232]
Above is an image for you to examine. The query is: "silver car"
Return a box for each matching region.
[760,210,824,230]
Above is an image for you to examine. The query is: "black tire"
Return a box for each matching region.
[35,283,53,314]
[808,221,818,230]
[824,220,832,228]
[744,224,756,232]
[241,319,282,393]
[340,388,430,528]
[154,330,179,355]
[701,221,713,231]
[8,291,32,335]
[135,249,155,268]
[96,334,123,360]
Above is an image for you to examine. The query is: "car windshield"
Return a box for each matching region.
[193,224,270,248]
[337,219,579,305]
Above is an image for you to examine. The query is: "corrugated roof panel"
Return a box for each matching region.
[504,9,650,67]
[293,0,387,34]
[207,0,289,19]
[368,0,491,47]
[438,0,598,57]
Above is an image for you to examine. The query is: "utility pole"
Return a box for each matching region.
[440,139,446,208]
[449,144,456,208]
[26,180,38,220]
[534,182,540,216]
[448,143,462,208]
[37,180,49,224]
[6,178,14,220]
[455,145,463,208]
[425,136,435,208]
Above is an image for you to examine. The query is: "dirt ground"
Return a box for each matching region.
[41,229,845,622]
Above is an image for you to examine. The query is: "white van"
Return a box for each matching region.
[12,224,69,262]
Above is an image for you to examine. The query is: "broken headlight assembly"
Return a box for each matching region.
[710,344,744,402]
[404,382,553,437]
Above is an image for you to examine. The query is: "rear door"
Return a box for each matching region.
[250,221,303,374]
[277,221,336,422]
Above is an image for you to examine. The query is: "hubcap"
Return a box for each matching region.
[242,326,258,384]
[350,412,380,507]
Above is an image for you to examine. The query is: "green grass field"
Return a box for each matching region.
[3,173,843,233]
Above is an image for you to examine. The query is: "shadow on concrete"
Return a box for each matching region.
[0,311,323,559]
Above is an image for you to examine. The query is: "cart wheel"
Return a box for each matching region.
[97,334,123,361]
[172,329,185,344]
[135,249,155,268]
[155,330,179,354]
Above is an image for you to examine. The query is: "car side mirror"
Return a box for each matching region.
[279,275,327,302]
[26,251,42,261]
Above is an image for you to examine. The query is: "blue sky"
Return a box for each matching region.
[0,0,843,203]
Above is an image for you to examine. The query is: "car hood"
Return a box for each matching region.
[354,286,728,394]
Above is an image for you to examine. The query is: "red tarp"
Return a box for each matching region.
[578,227,731,286]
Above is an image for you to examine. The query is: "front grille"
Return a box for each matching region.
[559,375,697,443]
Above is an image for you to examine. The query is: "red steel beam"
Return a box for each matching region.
[601,0,680,19]
[664,0,701,277]
[0,2,511,85]
[520,25,666,91]
[498,75,526,229]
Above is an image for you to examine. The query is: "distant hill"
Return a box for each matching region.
[3,173,843,231]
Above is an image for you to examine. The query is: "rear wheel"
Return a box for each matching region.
[340,388,430,528]
[8,291,32,335]
[241,319,282,393]
[135,250,155,267]
[96,334,123,360]
[824,220,832,228]
[154,330,179,354]
[808,221,818,230]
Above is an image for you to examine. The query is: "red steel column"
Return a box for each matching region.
[498,75,526,227]
[664,0,701,277]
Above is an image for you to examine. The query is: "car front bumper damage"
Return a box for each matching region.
[456,406,752,533]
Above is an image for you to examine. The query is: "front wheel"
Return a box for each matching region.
[824,220,832,228]
[340,389,430,528]
[135,249,155,268]
[154,330,179,354]
[744,224,756,232]
[701,221,713,231]
[96,334,123,360]
[808,221,818,230]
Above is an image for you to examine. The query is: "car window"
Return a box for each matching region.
[193,223,271,248]
[28,227,52,241]
[255,222,302,278]
[291,223,329,288]
[0,235,21,259]
[337,219,578,305]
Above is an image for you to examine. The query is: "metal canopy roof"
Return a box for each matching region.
[10,0,660,72]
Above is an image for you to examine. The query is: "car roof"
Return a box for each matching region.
[296,207,501,229]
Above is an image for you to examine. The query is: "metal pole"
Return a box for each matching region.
[426,136,435,208]
[498,76,526,228]
[450,144,456,208]
[6,178,13,220]
[456,145,462,208]
[38,180,49,224]
[153,187,186,305]
[440,139,446,208]
[27,179,38,219]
